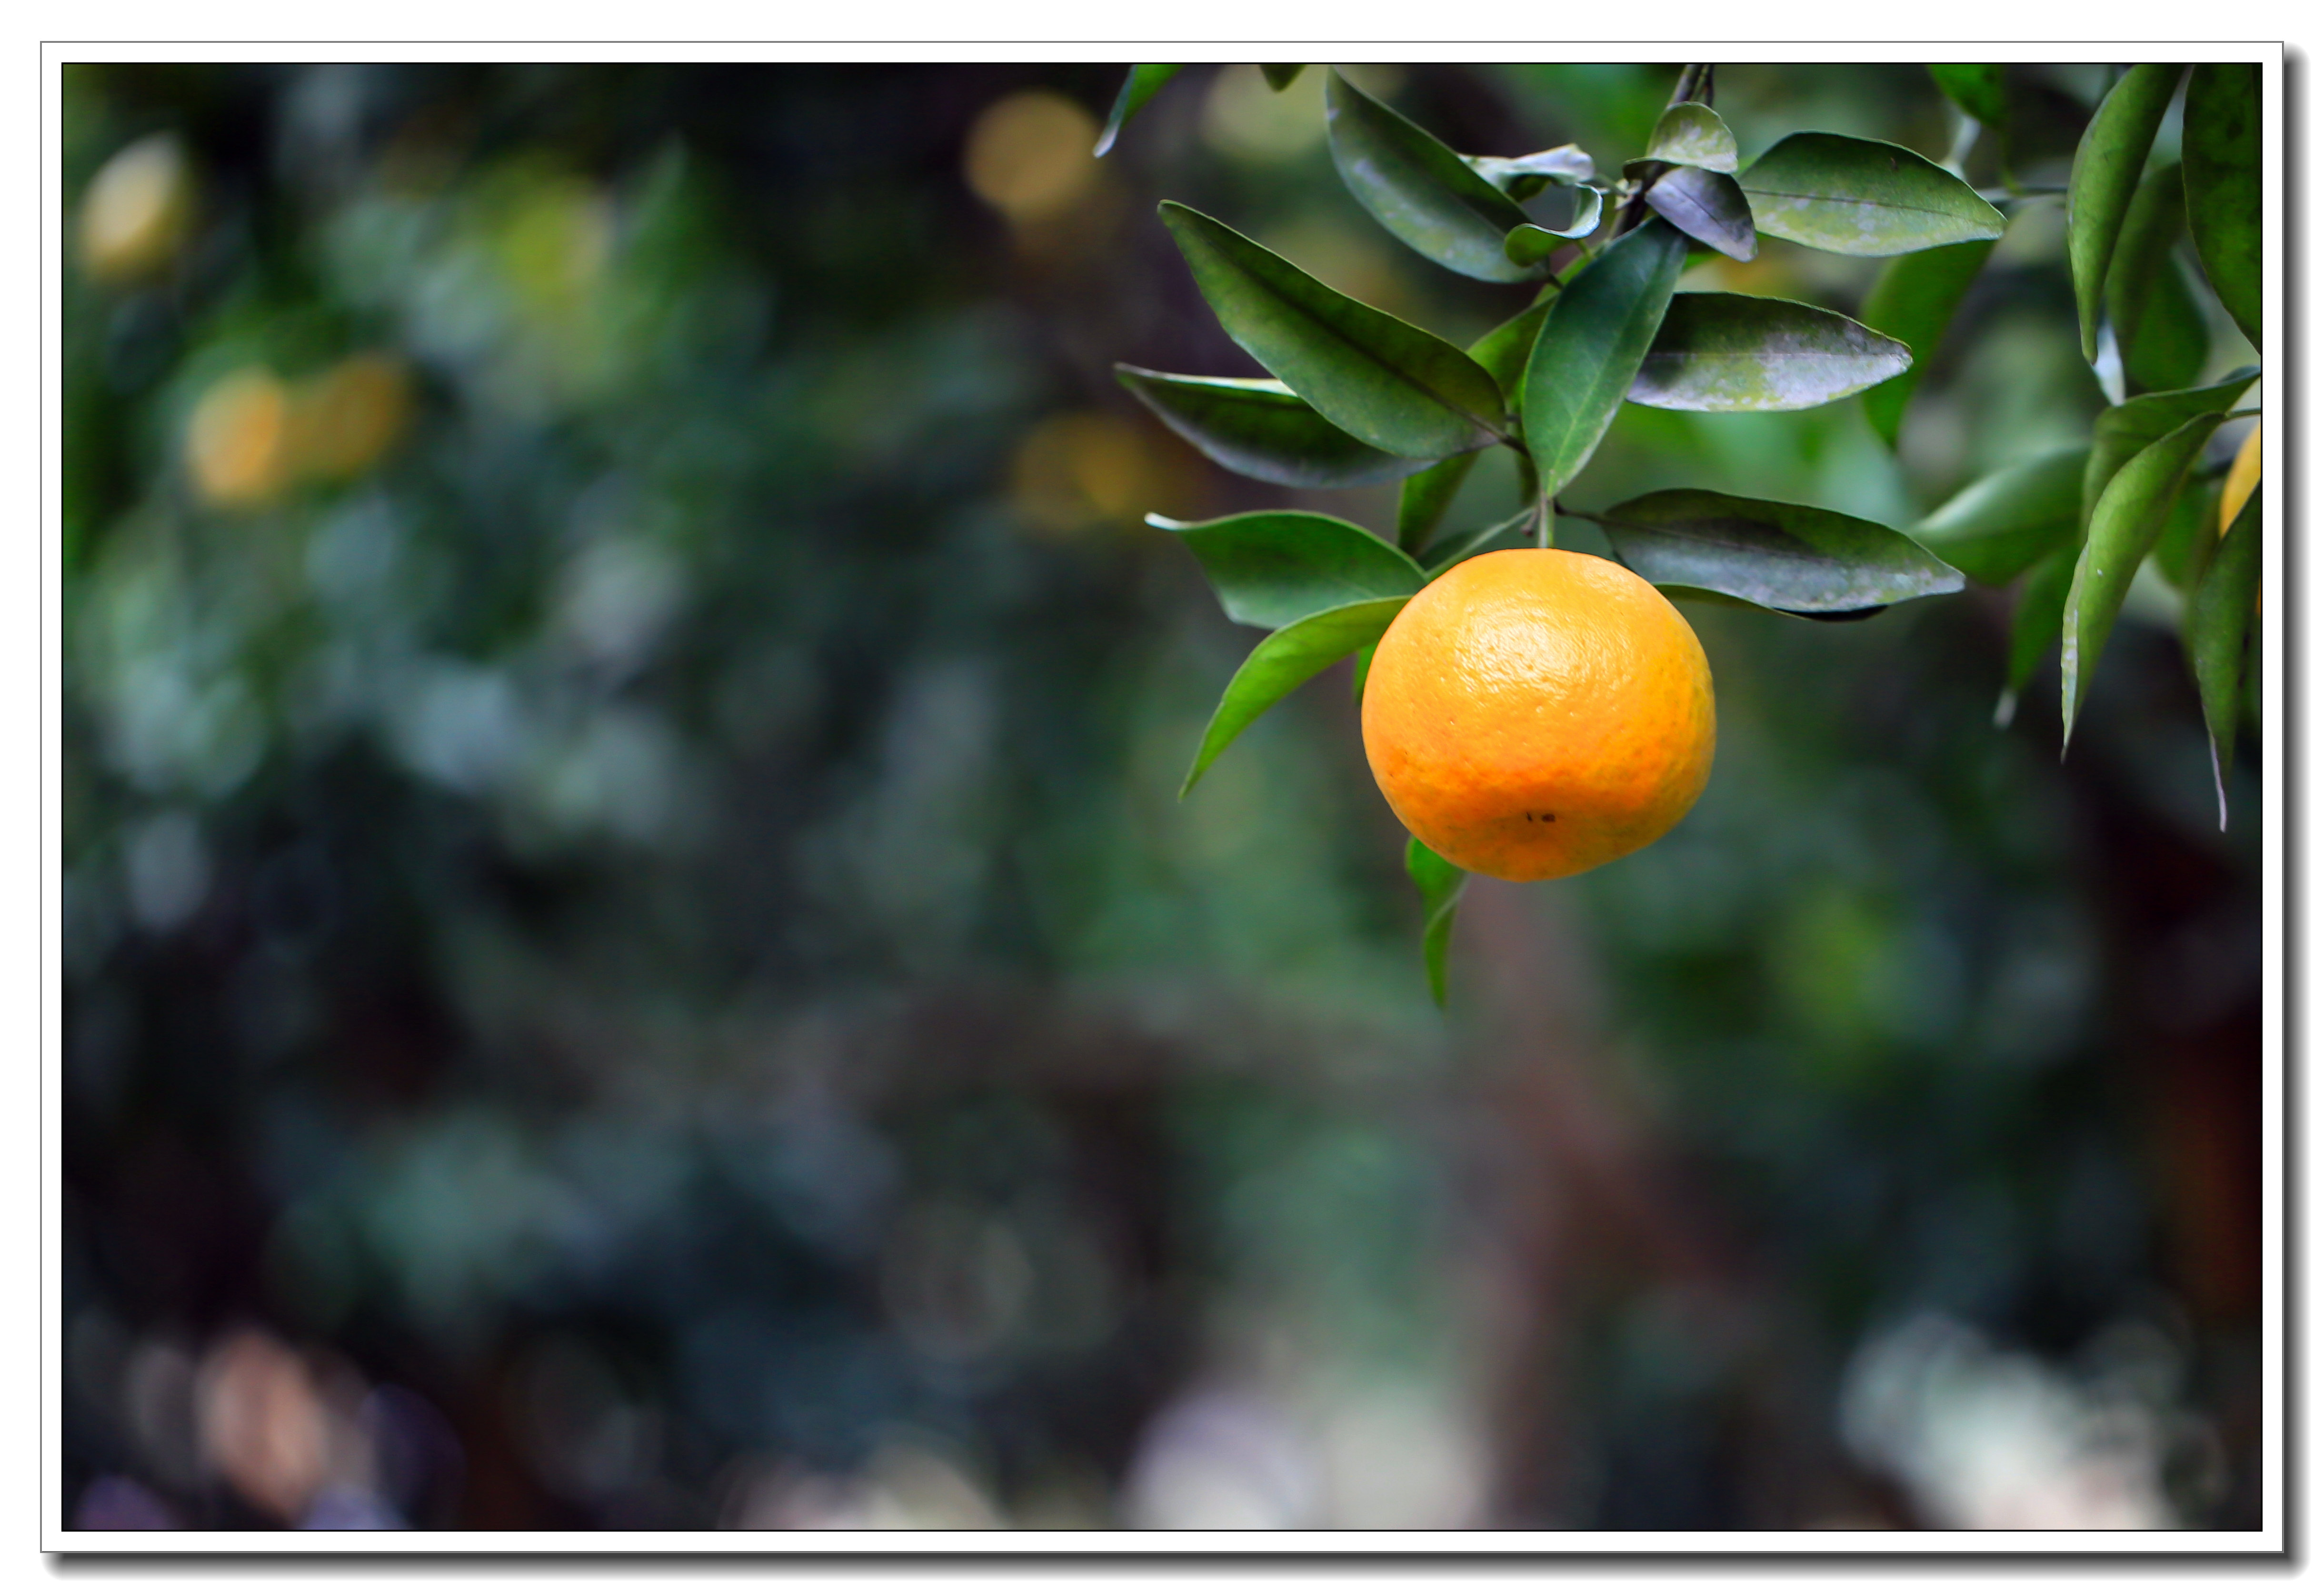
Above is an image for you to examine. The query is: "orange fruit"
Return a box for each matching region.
[1361,549,1716,882]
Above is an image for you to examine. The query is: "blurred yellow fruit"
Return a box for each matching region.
[186,368,293,509]
[293,354,414,481]
[2220,421,2260,534]
[79,132,196,284]
[964,91,1100,225]
[1009,412,1167,535]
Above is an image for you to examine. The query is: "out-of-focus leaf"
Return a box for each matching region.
[2062,408,2224,742]
[1466,145,1595,197]
[2082,369,2257,531]
[1115,366,1432,489]
[2153,473,2219,593]
[2065,62,2183,361]
[1521,219,1687,498]
[1592,489,1965,614]
[1260,64,1306,91]
[1397,453,1479,554]
[1323,70,1547,283]
[1645,102,1739,172]
[1405,834,1467,1008]
[1996,543,2076,729]
[1505,188,1605,255]
[1739,132,2006,255]
[1182,597,1409,795]
[1423,505,1536,577]
[1929,64,2008,128]
[1160,202,1506,458]
[1152,510,1425,630]
[1627,293,1909,411]
[2187,485,2261,826]
[1095,65,1184,157]
[2105,164,2210,394]
[2182,62,2262,348]
[1470,298,1554,404]
[1857,239,1996,447]
[1639,163,1757,261]
[1913,447,2085,584]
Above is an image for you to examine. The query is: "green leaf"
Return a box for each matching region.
[1739,132,2006,255]
[1505,188,1605,253]
[1645,102,1740,172]
[1424,505,1537,577]
[2061,408,2225,742]
[1995,543,2075,729]
[2186,484,2260,826]
[1352,642,1375,704]
[1095,65,1184,157]
[1182,598,1410,795]
[1466,146,1595,196]
[1929,64,2008,128]
[1521,218,1688,498]
[1627,293,1910,411]
[2152,473,2219,593]
[1639,163,1757,261]
[1323,70,1547,283]
[2082,369,2258,532]
[2105,164,2208,395]
[1159,201,1507,458]
[1856,238,1996,447]
[1260,64,1306,92]
[1405,835,1468,1009]
[1912,447,2084,584]
[1154,509,1425,630]
[1470,298,1554,404]
[1397,453,1480,553]
[2182,63,2262,349]
[1591,489,1966,614]
[1115,365,1429,489]
[2065,62,2184,361]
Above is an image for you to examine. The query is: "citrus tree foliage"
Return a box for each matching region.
[1102,62,2264,1001]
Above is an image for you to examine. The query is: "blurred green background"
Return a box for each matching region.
[60,61,2261,1532]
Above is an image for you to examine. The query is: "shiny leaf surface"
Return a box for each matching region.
[1641,163,1757,261]
[1628,293,1909,412]
[1324,70,1547,283]
[1740,132,2005,255]
[1115,366,1430,489]
[1594,489,1965,613]
[1154,510,1424,631]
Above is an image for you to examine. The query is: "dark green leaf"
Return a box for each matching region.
[2182,63,2262,348]
[1996,543,2075,729]
[1160,201,1507,458]
[2152,473,2218,592]
[1928,64,2007,128]
[1095,65,1184,157]
[1592,489,1966,613]
[1912,447,2083,584]
[1856,239,1996,447]
[1406,835,1467,1009]
[1627,293,1910,411]
[1260,64,1306,91]
[2066,62,2183,361]
[1521,219,1688,497]
[1397,453,1479,553]
[2082,369,2257,532]
[1115,365,1429,488]
[1352,642,1375,704]
[1646,102,1739,172]
[1640,163,1757,261]
[1424,505,1537,577]
[2105,164,2209,394]
[1153,509,1425,630]
[2186,484,2260,826]
[1739,132,2006,255]
[1323,70,1548,283]
[1471,298,1555,404]
[1182,598,1410,795]
[2061,408,2224,741]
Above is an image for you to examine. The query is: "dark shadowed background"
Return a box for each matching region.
[59,60,2262,1531]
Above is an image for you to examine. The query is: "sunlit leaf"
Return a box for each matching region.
[1645,102,1739,172]
[1095,65,1184,157]
[1912,447,2083,585]
[1627,293,1909,412]
[2062,408,2224,742]
[1260,64,1306,91]
[2182,63,2262,348]
[1152,510,1425,631]
[1323,70,1547,283]
[1739,132,2005,255]
[1639,163,1756,261]
[1466,145,1595,196]
[1521,219,1688,498]
[1405,834,1467,1008]
[2186,485,2261,826]
[1592,489,1965,614]
[1160,201,1507,459]
[1397,453,1480,553]
[2105,164,2209,395]
[2066,62,2183,361]
[2082,369,2257,532]
[1928,64,2007,128]
[1115,365,1431,488]
[1856,239,1995,448]
[1995,543,2076,729]
[1182,598,1410,795]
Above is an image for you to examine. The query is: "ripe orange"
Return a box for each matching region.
[1360,549,1716,882]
